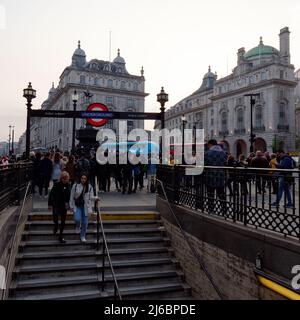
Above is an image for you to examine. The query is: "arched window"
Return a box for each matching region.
[255,106,263,128]
[133,82,138,91]
[107,79,113,87]
[121,81,126,89]
[236,108,244,130]
[221,111,228,132]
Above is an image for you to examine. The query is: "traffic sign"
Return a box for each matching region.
[86,103,109,127]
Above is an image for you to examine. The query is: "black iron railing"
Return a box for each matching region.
[157,165,300,240]
[0,163,33,213]
[94,202,122,300]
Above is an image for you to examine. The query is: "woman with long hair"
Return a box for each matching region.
[69,174,99,242]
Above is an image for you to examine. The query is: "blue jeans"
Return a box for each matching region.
[276,176,293,206]
[74,206,89,238]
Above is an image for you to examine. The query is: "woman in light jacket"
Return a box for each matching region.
[69,174,99,242]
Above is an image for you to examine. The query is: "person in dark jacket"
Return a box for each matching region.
[204,140,227,214]
[48,171,71,243]
[250,151,270,194]
[271,150,294,208]
[39,152,53,197]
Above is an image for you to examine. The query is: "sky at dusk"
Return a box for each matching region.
[0,0,300,142]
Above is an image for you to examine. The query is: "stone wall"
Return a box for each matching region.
[0,197,32,299]
[157,197,300,300]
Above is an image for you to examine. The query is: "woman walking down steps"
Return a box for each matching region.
[69,174,99,243]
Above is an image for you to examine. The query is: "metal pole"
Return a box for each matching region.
[12,126,15,155]
[182,121,185,165]
[72,100,77,154]
[160,103,165,164]
[26,101,32,160]
[8,125,11,156]
[250,98,254,153]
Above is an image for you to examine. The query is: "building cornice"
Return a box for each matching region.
[211,79,298,101]
[43,83,149,107]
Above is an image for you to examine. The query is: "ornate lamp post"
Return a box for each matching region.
[157,87,169,163]
[244,93,260,153]
[23,82,36,160]
[181,115,187,165]
[72,90,79,154]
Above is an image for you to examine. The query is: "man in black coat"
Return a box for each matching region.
[48,171,71,243]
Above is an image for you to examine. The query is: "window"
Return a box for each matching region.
[106,97,114,106]
[280,70,284,79]
[134,82,138,91]
[108,79,113,87]
[221,111,228,132]
[94,78,99,86]
[121,81,126,89]
[196,112,203,129]
[80,75,86,84]
[127,98,133,108]
[255,106,263,128]
[279,103,286,124]
[237,108,245,130]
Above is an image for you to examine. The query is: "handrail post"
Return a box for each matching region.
[102,234,105,292]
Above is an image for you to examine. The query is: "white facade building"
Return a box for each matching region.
[33,42,148,152]
[157,27,299,156]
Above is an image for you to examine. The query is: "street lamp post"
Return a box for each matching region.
[23,82,36,160]
[157,87,169,163]
[12,126,15,155]
[72,90,79,154]
[181,115,187,165]
[244,93,260,153]
[8,125,12,156]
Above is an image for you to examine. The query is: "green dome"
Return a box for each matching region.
[244,44,279,60]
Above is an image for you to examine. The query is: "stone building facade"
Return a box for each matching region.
[156,27,299,156]
[30,42,148,152]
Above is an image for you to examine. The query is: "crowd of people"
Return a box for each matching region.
[204,139,297,210]
[26,150,157,244]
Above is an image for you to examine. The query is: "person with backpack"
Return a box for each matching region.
[48,171,71,243]
[69,174,99,242]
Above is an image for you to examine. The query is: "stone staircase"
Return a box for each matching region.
[9,208,192,300]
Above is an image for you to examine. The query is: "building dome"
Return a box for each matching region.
[73,41,86,57]
[244,37,279,60]
[113,49,125,64]
[192,66,216,95]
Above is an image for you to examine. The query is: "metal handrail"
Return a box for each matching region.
[156,178,225,300]
[1,181,31,300]
[95,202,122,301]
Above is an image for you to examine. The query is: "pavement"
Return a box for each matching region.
[33,181,156,212]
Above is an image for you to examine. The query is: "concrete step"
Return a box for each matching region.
[28,211,160,222]
[11,270,184,299]
[16,247,173,266]
[13,258,180,281]
[12,282,191,300]
[19,237,170,253]
[25,220,162,231]
[22,228,167,241]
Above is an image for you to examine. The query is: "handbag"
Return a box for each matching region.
[74,185,85,207]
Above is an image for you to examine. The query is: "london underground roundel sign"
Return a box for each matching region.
[86,103,109,127]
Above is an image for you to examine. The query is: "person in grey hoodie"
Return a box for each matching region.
[204,140,227,215]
